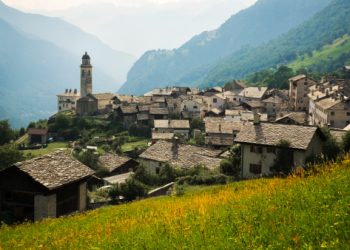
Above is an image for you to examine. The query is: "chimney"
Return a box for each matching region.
[312,90,315,96]
[326,90,329,96]
[65,89,68,93]
[172,136,179,159]
[131,95,134,103]
[74,89,77,94]
[253,110,261,125]
[219,124,222,132]
[69,89,72,93]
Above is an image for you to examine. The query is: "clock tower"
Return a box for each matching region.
[80,52,92,97]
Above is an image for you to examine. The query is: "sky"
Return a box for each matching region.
[3,0,255,11]
[3,0,257,56]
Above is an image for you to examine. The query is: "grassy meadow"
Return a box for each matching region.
[0,159,350,249]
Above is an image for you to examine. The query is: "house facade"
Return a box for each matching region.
[289,75,317,112]
[235,122,324,179]
[57,89,80,112]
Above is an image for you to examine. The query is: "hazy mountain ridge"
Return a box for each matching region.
[0,18,115,127]
[120,0,332,94]
[0,0,135,88]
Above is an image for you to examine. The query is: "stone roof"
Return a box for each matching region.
[139,140,222,169]
[262,96,284,104]
[242,100,264,108]
[239,87,268,99]
[27,128,48,136]
[154,120,190,129]
[316,97,341,110]
[150,108,169,115]
[289,74,307,82]
[152,132,175,140]
[137,105,150,112]
[119,106,138,114]
[235,122,321,150]
[12,150,94,190]
[275,112,307,125]
[93,93,115,100]
[103,172,134,185]
[98,153,135,173]
[151,96,166,103]
[205,118,242,134]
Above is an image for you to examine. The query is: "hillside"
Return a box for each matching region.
[119,0,331,94]
[199,0,350,87]
[1,159,349,248]
[0,1,135,87]
[0,18,114,127]
[288,34,350,72]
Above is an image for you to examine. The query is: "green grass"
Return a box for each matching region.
[23,142,69,158]
[1,159,350,249]
[121,138,149,152]
[289,34,350,70]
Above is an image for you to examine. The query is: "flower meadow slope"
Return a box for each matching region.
[1,160,350,249]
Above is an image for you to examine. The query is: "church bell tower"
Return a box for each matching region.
[80,52,92,97]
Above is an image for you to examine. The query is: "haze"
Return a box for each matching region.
[3,0,257,56]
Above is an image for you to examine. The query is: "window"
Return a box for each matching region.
[250,145,262,154]
[156,167,160,174]
[193,106,198,109]
[213,98,217,103]
[347,121,350,125]
[331,112,335,116]
[267,147,276,154]
[347,112,350,116]
[249,164,262,174]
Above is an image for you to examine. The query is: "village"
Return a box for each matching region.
[1,52,350,223]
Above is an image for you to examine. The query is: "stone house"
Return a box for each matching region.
[98,153,138,175]
[139,140,222,174]
[262,96,288,118]
[289,75,317,112]
[234,122,324,179]
[205,118,242,147]
[200,87,224,97]
[0,150,94,222]
[204,93,226,110]
[115,105,138,128]
[57,89,80,112]
[237,87,268,102]
[153,120,190,139]
[27,128,49,144]
[149,108,169,126]
[180,97,205,119]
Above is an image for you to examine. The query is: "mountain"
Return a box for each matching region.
[199,0,350,87]
[0,1,135,89]
[119,0,332,95]
[46,1,256,57]
[0,18,115,128]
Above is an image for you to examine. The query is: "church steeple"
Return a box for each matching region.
[80,52,92,97]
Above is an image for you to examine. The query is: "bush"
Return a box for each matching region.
[119,178,148,201]
[0,145,24,171]
[177,174,227,186]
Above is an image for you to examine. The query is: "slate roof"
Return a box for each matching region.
[289,75,307,82]
[154,120,190,129]
[239,87,268,99]
[234,122,321,150]
[150,108,169,115]
[98,153,135,173]
[262,96,285,104]
[275,112,307,125]
[119,106,138,114]
[12,150,94,190]
[139,140,222,169]
[152,132,175,140]
[93,93,115,100]
[103,172,134,185]
[27,128,48,136]
[205,119,242,134]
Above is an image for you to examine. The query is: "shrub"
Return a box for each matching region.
[119,178,148,201]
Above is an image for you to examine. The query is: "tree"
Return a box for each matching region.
[342,131,350,152]
[321,127,341,161]
[0,120,14,145]
[119,178,148,201]
[272,140,294,175]
[220,145,241,177]
[190,117,205,131]
[0,145,24,171]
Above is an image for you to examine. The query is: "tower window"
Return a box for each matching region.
[81,71,85,77]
